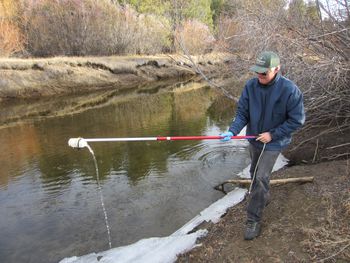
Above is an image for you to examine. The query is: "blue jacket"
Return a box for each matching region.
[229,73,305,151]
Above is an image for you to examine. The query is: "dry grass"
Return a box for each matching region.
[302,193,350,262]
[344,196,350,218]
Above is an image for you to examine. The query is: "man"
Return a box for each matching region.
[221,51,305,240]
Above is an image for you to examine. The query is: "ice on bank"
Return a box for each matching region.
[60,229,207,263]
[60,188,246,263]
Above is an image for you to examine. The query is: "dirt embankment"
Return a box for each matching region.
[177,159,350,263]
[0,53,229,101]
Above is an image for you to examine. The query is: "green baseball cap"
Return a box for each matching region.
[250,51,280,73]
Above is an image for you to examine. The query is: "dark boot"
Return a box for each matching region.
[244,221,261,240]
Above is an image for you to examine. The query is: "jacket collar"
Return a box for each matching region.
[259,72,281,87]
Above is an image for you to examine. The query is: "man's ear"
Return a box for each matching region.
[275,66,281,73]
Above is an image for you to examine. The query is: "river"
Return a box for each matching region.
[0,81,250,263]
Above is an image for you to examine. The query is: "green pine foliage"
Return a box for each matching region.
[120,0,219,29]
[184,0,214,29]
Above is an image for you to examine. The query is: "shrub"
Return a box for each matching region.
[175,19,215,55]
[21,0,172,57]
[213,15,240,53]
[22,0,124,56]
[0,0,24,57]
[127,13,172,54]
[0,19,24,57]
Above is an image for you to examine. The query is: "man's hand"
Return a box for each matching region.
[220,131,234,142]
[256,132,272,144]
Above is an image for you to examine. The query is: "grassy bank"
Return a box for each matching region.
[0,53,229,101]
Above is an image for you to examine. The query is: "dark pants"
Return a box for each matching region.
[247,143,280,223]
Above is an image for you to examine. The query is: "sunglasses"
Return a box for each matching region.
[255,67,277,76]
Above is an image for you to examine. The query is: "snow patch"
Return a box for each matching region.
[60,188,246,263]
[172,188,246,236]
[60,230,207,263]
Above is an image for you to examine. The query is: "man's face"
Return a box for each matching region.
[257,67,279,85]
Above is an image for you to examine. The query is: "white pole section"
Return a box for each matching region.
[68,136,256,149]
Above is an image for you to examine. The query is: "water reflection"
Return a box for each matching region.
[0,81,247,263]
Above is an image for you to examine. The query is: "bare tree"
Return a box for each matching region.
[215,0,350,162]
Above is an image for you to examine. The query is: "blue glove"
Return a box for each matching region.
[220,131,234,142]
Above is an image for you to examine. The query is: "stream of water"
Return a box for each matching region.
[85,144,112,249]
[0,81,250,263]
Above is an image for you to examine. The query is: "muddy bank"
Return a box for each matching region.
[177,159,350,262]
[0,53,229,101]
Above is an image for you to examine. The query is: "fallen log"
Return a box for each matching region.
[226,176,313,186]
[214,176,314,194]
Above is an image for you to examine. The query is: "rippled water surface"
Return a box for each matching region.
[0,82,250,263]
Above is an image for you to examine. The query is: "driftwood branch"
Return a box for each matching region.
[215,177,314,193]
[326,142,350,150]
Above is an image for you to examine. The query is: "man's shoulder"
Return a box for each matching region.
[245,77,258,87]
[279,75,296,86]
[279,75,300,92]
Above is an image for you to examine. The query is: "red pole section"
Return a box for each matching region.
[156,135,256,141]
